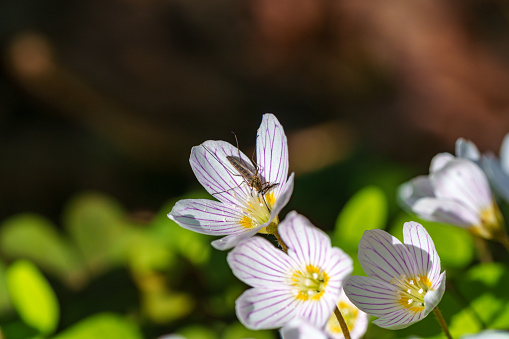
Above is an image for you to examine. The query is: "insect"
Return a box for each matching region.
[225,154,279,196]
[201,133,279,202]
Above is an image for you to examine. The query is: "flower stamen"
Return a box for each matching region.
[391,274,433,312]
[291,265,329,301]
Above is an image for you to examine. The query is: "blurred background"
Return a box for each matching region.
[2,0,509,338]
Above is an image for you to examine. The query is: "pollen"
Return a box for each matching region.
[239,215,253,229]
[291,265,329,301]
[392,274,434,312]
[241,191,279,234]
[473,201,504,240]
[264,192,276,209]
[326,300,359,334]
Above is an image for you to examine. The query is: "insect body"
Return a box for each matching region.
[200,140,279,203]
[225,155,279,196]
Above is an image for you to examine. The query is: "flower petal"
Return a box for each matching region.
[423,271,446,312]
[358,229,418,284]
[343,276,400,318]
[398,176,434,210]
[269,173,295,220]
[210,227,261,250]
[280,319,329,339]
[236,287,299,330]
[190,140,253,205]
[482,155,509,203]
[371,308,425,330]
[461,330,509,339]
[411,197,480,227]
[279,212,333,269]
[335,290,369,339]
[402,222,441,284]
[168,199,247,235]
[500,133,509,174]
[430,153,455,173]
[297,294,337,330]
[227,236,295,287]
[256,114,289,195]
[431,159,492,213]
[456,138,480,162]
[370,272,445,330]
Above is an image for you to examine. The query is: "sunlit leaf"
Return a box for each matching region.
[0,214,85,287]
[333,186,387,252]
[142,289,194,323]
[454,263,509,330]
[6,260,59,335]
[178,325,217,339]
[63,192,136,272]
[128,232,176,274]
[0,261,11,314]
[52,313,143,339]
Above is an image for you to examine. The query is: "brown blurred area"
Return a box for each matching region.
[2,0,509,219]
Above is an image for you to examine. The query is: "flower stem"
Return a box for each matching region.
[473,235,493,263]
[274,228,288,253]
[433,307,452,339]
[334,307,351,339]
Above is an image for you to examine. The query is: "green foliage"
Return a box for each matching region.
[150,191,212,266]
[177,325,218,339]
[52,313,143,339]
[6,260,60,335]
[0,261,11,314]
[63,192,136,273]
[333,185,387,253]
[333,186,387,275]
[0,214,84,287]
[452,263,509,334]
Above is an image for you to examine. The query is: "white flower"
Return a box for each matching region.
[461,330,509,339]
[279,290,367,339]
[325,290,368,339]
[168,114,294,250]
[481,133,509,203]
[344,222,446,330]
[455,137,481,164]
[280,319,330,339]
[227,212,353,330]
[399,152,504,240]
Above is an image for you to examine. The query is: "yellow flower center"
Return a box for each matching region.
[291,265,329,301]
[237,192,279,233]
[391,275,433,313]
[472,201,505,240]
[326,301,359,334]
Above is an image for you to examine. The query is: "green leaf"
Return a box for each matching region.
[0,214,84,287]
[454,263,509,331]
[0,261,12,314]
[6,260,59,335]
[52,313,143,339]
[143,289,194,323]
[390,214,474,269]
[178,325,217,339]
[333,186,387,252]
[63,192,135,272]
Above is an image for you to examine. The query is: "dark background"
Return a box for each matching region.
[3,0,509,222]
